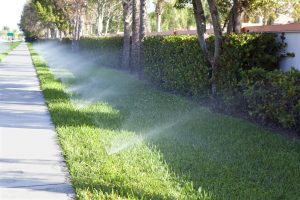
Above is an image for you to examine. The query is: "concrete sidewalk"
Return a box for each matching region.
[0,43,74,199]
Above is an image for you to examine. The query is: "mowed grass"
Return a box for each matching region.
[28,44,300,199]
[0,41,21,61]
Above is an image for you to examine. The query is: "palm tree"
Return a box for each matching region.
[155,0,164,32]
[131,0,141,71]
[139,0,147,75]
[122,0,132,70]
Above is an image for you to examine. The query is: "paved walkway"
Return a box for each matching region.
[0,43,74,199]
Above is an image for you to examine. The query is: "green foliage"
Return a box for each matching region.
[148,2,195,32]
[20,1,47,41]
[33,0,70,31]
[80,36,123,49]
[241,67,300,131]
[61,37,72,45]
[292,1,300,22]
[144,35,209,97]
[221,33,284,71]
[213,33,287,108]
[29,43,300,199]
[144,33,285,101]
[71,33,297,132]
[79,36,123,68]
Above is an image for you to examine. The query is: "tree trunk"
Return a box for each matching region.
[77,17,80,39]
[227,0,242,33]
[104,17,111,35]
[192,0,209,59]
[96,14,104,36]
[46,28,50,39]
[78,15,83,39]
[155,0,163,32]
[122,0,132,70]
[156,14,162,32]
[232,0,241,33]
[116,20,121,33]
[72,16,79,51]
[73,17,78,40]
[96,3,105,36]
[207,0,222,97]
[131,0,141,71]
[50,27,55,39]
[63,31,67,38]
[139,0,147,76]
[226,8,233,33]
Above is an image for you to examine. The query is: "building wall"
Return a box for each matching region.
[280,32,300,71]
[243,23,300,71]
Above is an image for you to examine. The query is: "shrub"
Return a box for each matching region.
[58,33,298,132]
[79,36,123,68]
[144,33,286,106]
[61,37,72,45]
[240,67,300,132]
[221,33,284,71]
[214,33,287,108]
[144,35,209,97]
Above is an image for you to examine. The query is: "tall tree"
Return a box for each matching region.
[19,1,47,41]
[122,0,132,70]
[227,0,242,33]
[247,0,295,25]
[154,0,175,32]
[131,0,141,70]
[292,1,300,22]
[92,0,106,35]
[104,0,122,35]
[191,0,208,58]
[89,0,122,36]
[216,0,254,33]
[139,0,147,75]
[149,2,195,31]
[207,0,222,96]
[155,0,164,32]
[34,0,70,38]
[55,0,87,48]
[176,0,222,96]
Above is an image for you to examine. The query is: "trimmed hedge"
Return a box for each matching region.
[61,37,72,45]
[241,68,300,131]
[56,33,299,132]
[144,36,209,97]
[214,33,286,108]
[144,33,287,100]
[79,36,123,68]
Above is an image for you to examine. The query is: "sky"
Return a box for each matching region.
[0,0,27,31]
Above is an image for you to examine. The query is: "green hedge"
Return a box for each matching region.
[214,33,286,108]
[144,36,209,97]
[61,37,72,45]
[60,34,299,132]
[241,68,300,131]
[144,33,286,100]
[79,36,123,68]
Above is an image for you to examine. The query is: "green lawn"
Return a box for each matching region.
[0,41,21,61]
[28,44,300,199]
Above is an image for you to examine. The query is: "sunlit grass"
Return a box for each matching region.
[28,43,300,199]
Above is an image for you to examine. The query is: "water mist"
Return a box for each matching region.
[33,41,205,156]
